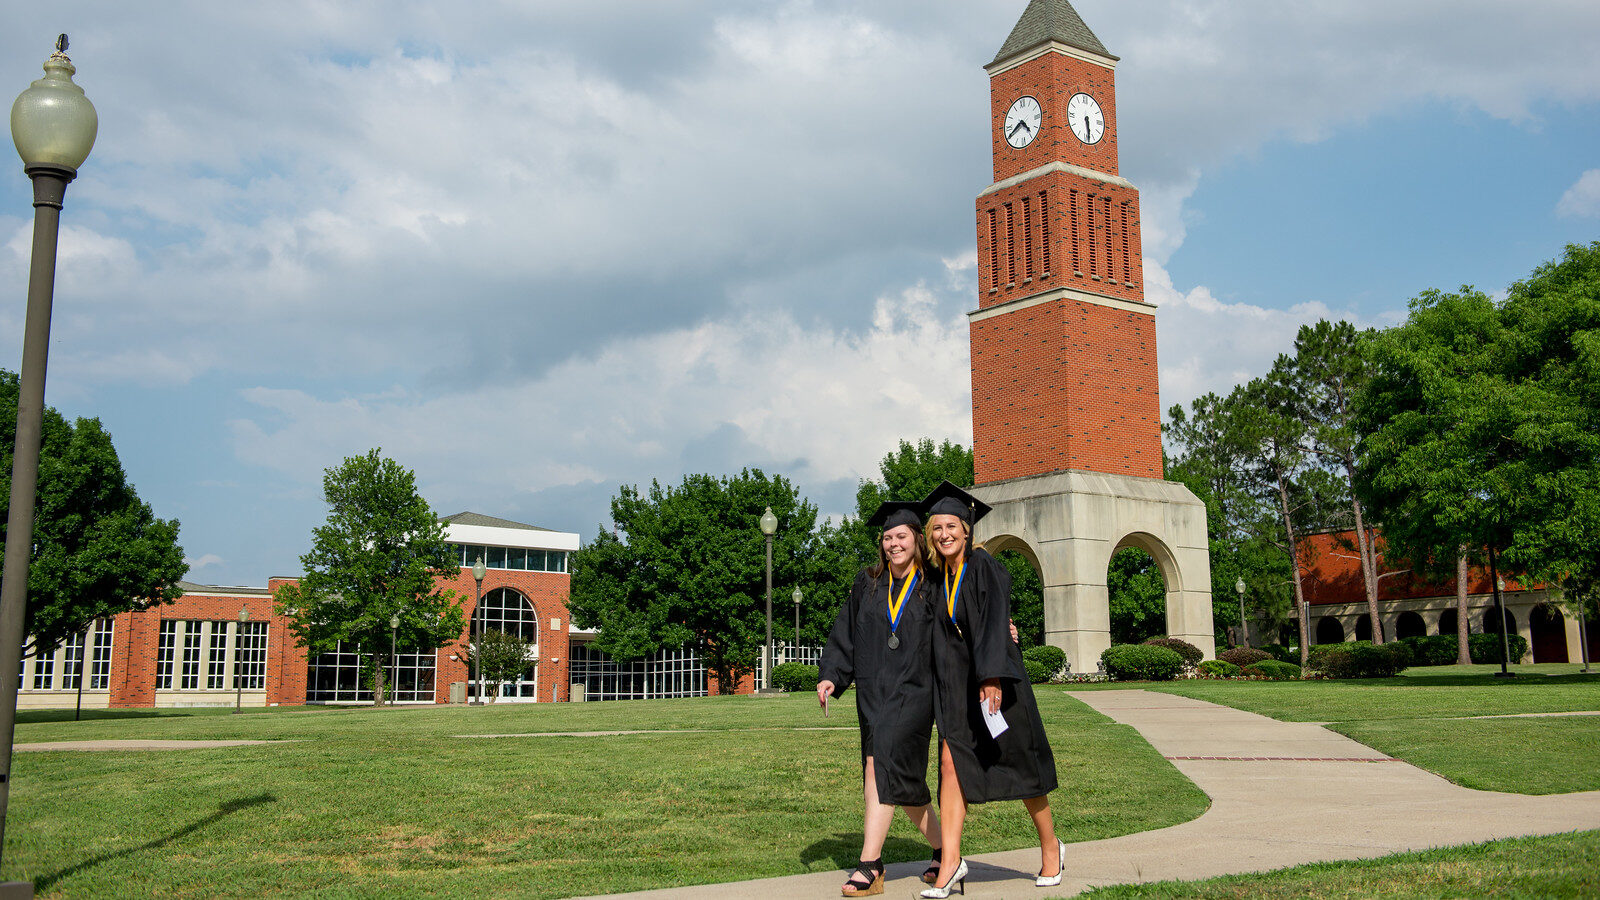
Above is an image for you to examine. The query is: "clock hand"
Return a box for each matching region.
[1010,120,1030,138]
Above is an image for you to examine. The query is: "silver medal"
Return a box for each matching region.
[888,632,900,650]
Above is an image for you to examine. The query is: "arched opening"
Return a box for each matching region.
[1315,617,1345,645]
[984,533,1045,649]
[1355,614,1373,642]
[1529,604,1569,663]
[1395,611,1426,640]
[1109,533,1176,645]
[1482,607,1518,637]
[473,587,540,701]
[1438,608,1460,637]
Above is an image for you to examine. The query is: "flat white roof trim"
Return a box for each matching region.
[445,522,580,552]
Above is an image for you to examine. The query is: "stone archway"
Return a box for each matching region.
[1315,617,1345,645]
[973,471,1213,675]
[1530,604,1569,663]
[1395,611,1426,640]
[1355,614,1373,642]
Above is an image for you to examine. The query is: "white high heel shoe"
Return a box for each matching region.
[920,858,967,898]
[1035,838,1066,887]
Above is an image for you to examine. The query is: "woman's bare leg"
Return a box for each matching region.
[859,757,897,861]
[1023,795,1059,877]
[901,802,942,850]
[932,741,966,886]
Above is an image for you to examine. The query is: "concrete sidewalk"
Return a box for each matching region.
[576,689,1600,900]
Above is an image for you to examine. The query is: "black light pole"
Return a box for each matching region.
[759,507,777,691]
[1235,577,1248,649]
[1489,547,1514,678]
[233,606,249,714]
[792,586,802,659]
[470,556,486,705]
[389,612,400,705]
[0,37,97,882]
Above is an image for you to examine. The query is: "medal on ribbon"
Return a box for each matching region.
[887,570,917,650]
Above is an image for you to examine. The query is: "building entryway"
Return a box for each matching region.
[1530,604,1569,663]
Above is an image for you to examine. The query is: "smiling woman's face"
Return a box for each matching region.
[882,524,918,575]
[928,514,967,563]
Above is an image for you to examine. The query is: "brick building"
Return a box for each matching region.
[1294,530,1596,665]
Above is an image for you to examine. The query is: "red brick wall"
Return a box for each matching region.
[971,298,1162,484]
[1300,531,1539,607]
[976,170,1144,309]
[990,51,1119,182]
[435,567,572,703]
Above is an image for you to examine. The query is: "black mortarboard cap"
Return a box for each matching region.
[921,480,991,525]
[866,500,923,531]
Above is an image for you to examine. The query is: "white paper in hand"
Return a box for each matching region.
[982,701,1009,739]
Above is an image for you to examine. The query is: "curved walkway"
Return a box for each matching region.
[577,689,1600,899]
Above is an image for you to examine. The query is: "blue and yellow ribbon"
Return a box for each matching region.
[944,559,967,624]
[888,570,919,632]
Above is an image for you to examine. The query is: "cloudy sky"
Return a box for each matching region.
[3,0,1597,587]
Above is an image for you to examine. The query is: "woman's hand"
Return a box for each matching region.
[817,680,835,708]
[979,678,1002,714]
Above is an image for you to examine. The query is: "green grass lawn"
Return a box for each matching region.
[5,692,1206,898]
[1081,829,1600,899]
[1084,666,1600,795]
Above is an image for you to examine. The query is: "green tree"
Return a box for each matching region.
[0,370,186,656]
[469,628,536,702]
[273,449,465,705]
[569,469,837,691]
[1108,547,1165,644]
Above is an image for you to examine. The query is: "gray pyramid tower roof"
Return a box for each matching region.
[991,0,1117,65]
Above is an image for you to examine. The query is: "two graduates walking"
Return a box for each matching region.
[818,482,1062,898]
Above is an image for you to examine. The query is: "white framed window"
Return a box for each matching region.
[89,619,113,690]
[235,621,268,690]
[454,544,569,574]
[156,620,178,689]
[569,643,707,701]
[207,627,229,689]
[180,621,204,690]
[307,641,435,704]
[31,650,53,690]
[155,619,272,693]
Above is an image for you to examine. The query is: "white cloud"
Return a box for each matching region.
[184,553,224,572]
[1557,169,1600,218]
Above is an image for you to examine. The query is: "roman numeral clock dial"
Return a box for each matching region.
[1004,95,1042,149]
[1066,92,1104,144]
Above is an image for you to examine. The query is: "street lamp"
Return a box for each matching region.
[234,606,249,714]
[759,507,777,692]
[792,586,803,659]
[389,612,401,706]
[1235,577,1248,649]
[0,36,97,873]
[470,555,486,705]
[1494,573,1514,678]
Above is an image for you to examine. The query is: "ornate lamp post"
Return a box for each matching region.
[0,36,97,876]
[1235,577,1248,649]
[759,507,777,691]
[233,606,249,714]
[792,586,803,659]
[1493,572,1514,677]
[389,612,401,705]
[470,555,486,704]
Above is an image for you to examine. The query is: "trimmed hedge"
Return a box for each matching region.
[1241,660,1301,680]
[1306,640,1411,678]
[1395,632,1530,666]
[1218,647,1270,668]
[1262,643,1298,664]
[1022,645,1067,680]
[1142,637,1203,668]
[770,662,819,693]
[1470,631,1530,664]
[1024,659,1051,684]
[1197,659,1241,678]
[1101,644,1185,681]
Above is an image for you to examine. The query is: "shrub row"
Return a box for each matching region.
[1241,660,1301,680]
[1396,632,1529,666]
[1305,640,1411,678]
[1141,637,1203,668]
[1022,644,1067,682]
[771,662,819,693]
[1101,644,1185,681]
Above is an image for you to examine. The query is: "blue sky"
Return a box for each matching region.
[2,1,1598,587]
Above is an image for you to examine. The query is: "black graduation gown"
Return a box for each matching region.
[818,567,938,807]
[930,547,1057,803]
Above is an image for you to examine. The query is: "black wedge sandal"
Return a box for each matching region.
[922,848,943,885]
[841,858,885,897]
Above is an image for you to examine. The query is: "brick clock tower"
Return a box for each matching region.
[967,0,1214,671]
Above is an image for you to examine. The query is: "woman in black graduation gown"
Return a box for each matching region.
[919,481,1061,898]
[817,500,944,897]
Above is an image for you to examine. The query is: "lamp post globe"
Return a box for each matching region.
[470,556,486,704]
[0,37,97,876]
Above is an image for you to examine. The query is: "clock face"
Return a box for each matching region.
[1003,96,1042,149]
[1066,93,1105,145]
